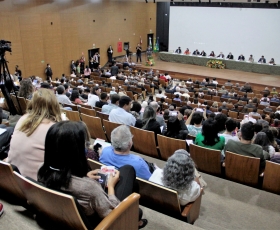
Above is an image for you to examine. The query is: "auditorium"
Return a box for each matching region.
[1,0,280,229]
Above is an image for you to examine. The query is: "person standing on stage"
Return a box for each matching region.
[93,52,100,69]
[136,44,142,63]
[45,64,53,81]
[107,45,113,63]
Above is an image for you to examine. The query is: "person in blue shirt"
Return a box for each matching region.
[100,125,152,180]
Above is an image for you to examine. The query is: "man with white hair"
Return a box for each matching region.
[100,125,152,180]
[174,86,182,96]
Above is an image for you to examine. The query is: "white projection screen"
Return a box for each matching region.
[169,6,280,63]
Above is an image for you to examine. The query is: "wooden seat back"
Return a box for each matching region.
[63,104,79,111]
[62,110,81,122]
[17,97,27,114]
[189,144,222,176]
[80,113,107,140]
[130,126,159,159]
[157,135,186,161]
[228,111,238,119]
[103,120,122,142]
[225,151,260,187]
[10,94,23,115]
[262,161,280,194]
[96,111,109,126]
[0,161,25,201]
[80,103,93,109]
[79,107,96,117]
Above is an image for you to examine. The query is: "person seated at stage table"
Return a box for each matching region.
[175,47,182,54]
[238,54,245,61]
[258,55,266,64]
[248,55,254,63]
[184,48,190,55]
[149,149,201,206]
[193,49,200,55]
[269,58,275,65]
[200,50,206,56]
[226,52,234,59]
[209,51,215,57]
[217,52,224,58]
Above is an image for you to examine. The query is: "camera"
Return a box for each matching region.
[0,40,12,53]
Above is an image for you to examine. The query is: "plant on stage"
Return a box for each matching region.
[206,60,225,69]
[146,56,155,66]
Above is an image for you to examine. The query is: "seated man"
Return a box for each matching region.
[100,125,152,180]
[258,55,266,63]
[224,122,270,170]
[109,96,136,126]
[102,94,120,114]
[175,47,182,54]
[219,119,239,144]
[56,85,74,105]
[95,92,109,108]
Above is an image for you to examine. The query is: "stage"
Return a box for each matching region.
[123,53,280,91]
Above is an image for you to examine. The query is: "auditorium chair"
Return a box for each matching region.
[10,94,25,115]
[262,161,280,195]
[130,126,160,159]
[92,106,102,112]
[228,111,238,119]
[103,120,122,143]
[80,113,107,141]
[157,135,187,161]
[189,144,222,176]
[62,109,81,122]
[63,103,79,111]
[225,151,260,188]
[79,106,96,117]
[14,172,140,230]
[87,159,203,225]
[96,111,109,126]
[0,161,26,203]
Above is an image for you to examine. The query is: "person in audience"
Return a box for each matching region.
[150,101,167,132]
[253,132,275,158]
[175,47,182,54]
[18,78,34,100]
[239,94,249,103]
[164,113,188,140]
[248,55,254,63]
[209,51,215,57]
[270,94,280,104]
[241,82,252,93]
[102,94,120,114]
[88,86,101,107]
[260,98,270,106]
[193,49,200,55]
[219,101,229,111]
[56,85,74,105]
[258,55,266,63]
[69,90,83,104]
[141,106,161,144]
[227,52,234,59]
[218,86,228,94]
[38,121,147,228]
[212,101,219,109]
[262,87,270,96]
[109,96,136,126]
[184,48,190,55]
[220,119,239,144]
[173,94,181,102]
[109,87,117,95]
[238,54,245,61]
[195,118,225,151]
[185,109,206,136]
[149,149,201,205]
[100,125,152,180]
[6,89,62,180]
[95,92,109,108]
[225,122,269,170]
[217,52,224,58]
[249,107,261,119]
[244,100,256,109]
[215,113,228,133]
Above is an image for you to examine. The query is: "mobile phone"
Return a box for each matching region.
[98,172,108,189]
[196,108,203,112]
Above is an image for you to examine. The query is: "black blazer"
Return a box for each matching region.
[227,54,234,59]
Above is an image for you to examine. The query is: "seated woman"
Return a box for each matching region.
[141,106,161,144]
[38,121,147,228]
[164,112,188,140]
[6,88,62,180]
[185,109,206,136]
[149,149,201,205]
[70,90,84,104]
[253,132,275,158]
[209,51,215,57]
[18,78,34,100]
[195,118,225,151]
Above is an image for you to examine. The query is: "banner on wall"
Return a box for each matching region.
[117,42,122,52]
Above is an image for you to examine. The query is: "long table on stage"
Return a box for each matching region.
[158,52,280,75]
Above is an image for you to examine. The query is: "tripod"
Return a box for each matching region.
[0,50,20,115]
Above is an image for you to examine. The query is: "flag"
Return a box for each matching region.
[156,37,159,52]
[153,38,157,52]
[140,36,142,45]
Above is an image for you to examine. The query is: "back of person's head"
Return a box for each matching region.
[218,107,222,112]
[162,149,195,190]
[41,82,51,89]
[253,132,270,152]
[18,78,34,99]
[100,92,108,100]
[166,116,181,137]
[131,101,141,113]
[241,122,255,141]
[262,128,274,144]
[193,98,198,104]
[254,123,263,133]
[175,94,179,99]
[150,101,159,112]
[119,96,131,108]
[38,121,89,190]
[111,125,132,152]
[225,119,237,132]
[56,85,65,95]
[159,90,162,94]
[190,112,203,125]
[202,119,220,146]
[91,86,100,95]
[70,90,79,101]
[110,94,120,104]
[215,113,227,132]
[142,106,156,129]
[19,88,62,136]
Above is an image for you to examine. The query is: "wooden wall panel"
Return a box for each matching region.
[0,1,156,79]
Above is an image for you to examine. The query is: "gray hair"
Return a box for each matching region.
[162,149,195,190]
[150,101,159,111]
[142,106,156,129]
[111,125,133,152]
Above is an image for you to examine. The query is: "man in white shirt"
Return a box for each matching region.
[109,96,136,126]
[87,86,101,107]
[155,90,166,98]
